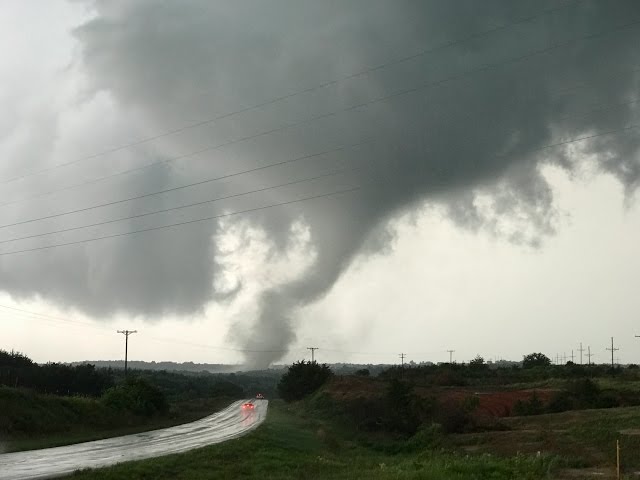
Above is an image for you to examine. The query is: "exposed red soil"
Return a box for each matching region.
[436,388,557,418]
[324,376,558,418]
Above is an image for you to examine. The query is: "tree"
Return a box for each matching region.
[277,360,333,402]
[522,353,551,369]
[469,355,486,369]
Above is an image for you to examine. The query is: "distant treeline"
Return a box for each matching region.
[378,354,640,387]
[69,360,391,376]
[0,349,282,401]
[70,360,246,374]
[0,350,113,396]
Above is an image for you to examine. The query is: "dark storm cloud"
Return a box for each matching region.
[1,0,638,365]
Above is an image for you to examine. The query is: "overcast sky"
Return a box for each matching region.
[1,1,639,368]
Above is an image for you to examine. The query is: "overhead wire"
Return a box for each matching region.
[1,3,629,219]
[1,79,639,235]
[0,139,372,230]
[0,89,636,248]
[0,1,580,189]
[0,185,362,257]
[0,165,365,245]
[4,63,637,212]
[1,119,638,256]
[0,303,303,354]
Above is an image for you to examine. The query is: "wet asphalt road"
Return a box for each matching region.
[0,399,268,479]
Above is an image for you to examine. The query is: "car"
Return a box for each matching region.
[255,393,264,399]
[242,402,255,410]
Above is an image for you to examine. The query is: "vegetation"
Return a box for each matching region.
[522,353,552,369]
[102,377,169,416]
[0,349,114,396]
[0,349,281,452]
[277,360,333,402]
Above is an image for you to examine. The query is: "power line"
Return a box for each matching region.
[0,139,369,230]
[0,1,580,189]
[5,63,636,213]
[3,11,635,216]
[0,115,640,256]
[0,166,362,246]
[4,89,640,231]
[0,302,304,354]
[0,185,361,257]
[2,120,639,253]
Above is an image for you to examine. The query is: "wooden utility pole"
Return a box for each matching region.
[307,347,318,363]
[578,343,585,365]
[117,330,137,376]
[606,337,619,368]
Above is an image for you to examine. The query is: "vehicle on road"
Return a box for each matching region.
[256,393,264,399]
[242,402,255,410]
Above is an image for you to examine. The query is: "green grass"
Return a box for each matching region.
[449,405,640,473]
[62,401,560,480]
[0,386,232,452]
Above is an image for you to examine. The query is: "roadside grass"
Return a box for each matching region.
[63,401,560,480]
[449,405,640,472]
[0,386,232,452]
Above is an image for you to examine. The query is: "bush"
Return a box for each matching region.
[102,377,168,417]
[277,361,333,402]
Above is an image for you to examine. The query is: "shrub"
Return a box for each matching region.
[102,377,168,416]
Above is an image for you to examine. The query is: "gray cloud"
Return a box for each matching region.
[0,0,639,365]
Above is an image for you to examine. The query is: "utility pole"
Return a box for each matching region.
[587,346,594,366]
[570,350,575,363]
[117,330,137,376]
[606,337,619,368]
[578,343,585,365]
[399,353,406,378]
[307,347,318,363]
[447,350,455,364]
